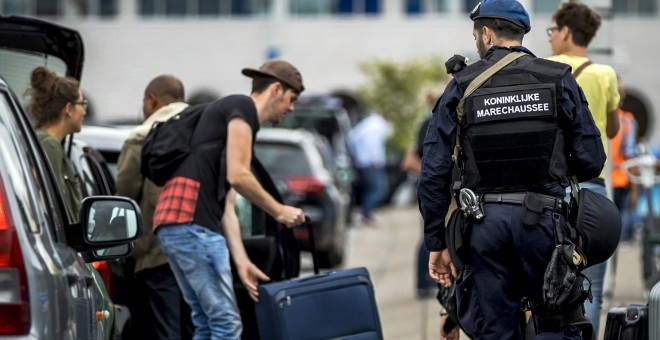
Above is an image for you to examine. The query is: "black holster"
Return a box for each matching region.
[526,275,593,339]
[527,212,592,339]
[521,193,546,226]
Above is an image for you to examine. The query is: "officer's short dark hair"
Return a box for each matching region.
[552,1,601,47]
[251,76,293,95]
[473,18,525,42]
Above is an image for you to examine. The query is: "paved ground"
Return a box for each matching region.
[303,205,649,339]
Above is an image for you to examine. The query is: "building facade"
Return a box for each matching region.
[1,0,656,142]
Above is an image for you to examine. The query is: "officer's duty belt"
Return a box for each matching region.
[481,193,565,214]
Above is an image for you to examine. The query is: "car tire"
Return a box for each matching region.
[318,245,344,268]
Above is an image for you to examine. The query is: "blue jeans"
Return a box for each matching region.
[613,187,636,242]
[156,224,242,340]
[565,182,607,339]
[357,166,388,218]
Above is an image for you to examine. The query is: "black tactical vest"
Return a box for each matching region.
[453,50,570,194]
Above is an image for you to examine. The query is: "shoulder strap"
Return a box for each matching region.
[452,51,527,163]
[572,60,592,79]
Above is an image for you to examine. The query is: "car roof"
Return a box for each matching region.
[256,127,320,144]
[295,95,344,109]
[0,15,84,80]
[75,125,130,152]
[256,128,332,178]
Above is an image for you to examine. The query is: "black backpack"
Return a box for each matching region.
[141,103,214,186]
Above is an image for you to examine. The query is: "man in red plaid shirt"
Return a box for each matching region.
[153,60,306,339]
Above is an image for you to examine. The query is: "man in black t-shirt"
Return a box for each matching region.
[153,60,306,339]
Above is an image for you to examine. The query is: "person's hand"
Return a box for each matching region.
[276,205,305,228]
[429,249,456,287]
[440,314,460,340]
[236,261,270,302]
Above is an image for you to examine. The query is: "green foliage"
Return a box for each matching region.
[357,57,448,151]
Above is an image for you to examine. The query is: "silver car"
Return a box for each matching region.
[0,16,141,339]
[255,128,349,268]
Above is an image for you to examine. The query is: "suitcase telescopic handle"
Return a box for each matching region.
[304,215,320,275]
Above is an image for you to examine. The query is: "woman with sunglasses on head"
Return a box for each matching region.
[27,66,86,222]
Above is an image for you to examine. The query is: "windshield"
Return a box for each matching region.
[254,142,312,177]
[275,109,340,143]
[0,47,68,108]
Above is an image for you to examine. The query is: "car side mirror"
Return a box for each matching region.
[84,198,140,243]
[68,196,142,252]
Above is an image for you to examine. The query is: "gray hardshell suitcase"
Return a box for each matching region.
[650,281,660,339]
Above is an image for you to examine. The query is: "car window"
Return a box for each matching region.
[254,142,312,177]
[276,109,340,142]
[97,150,120,178]
[0,48,68,108]
[78,153,101,196]
[313,137,335,172]
[235,193,252,237]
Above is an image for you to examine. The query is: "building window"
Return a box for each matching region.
[464,0,479,13]
[199,0,220,15]
[289,0,381,16]
[139,0,271,17]
[99,0,117,16]
[1,0,28,15]
[614,0,657,16]
[405,0,448,15]
[406,0,422,14]
[0,0,117,17]
[290,0,329,15]
[533,0,561,14]
[165,0,187,16]
[36,0,60,16]
[336,0,380,15]
[140,0,157,16]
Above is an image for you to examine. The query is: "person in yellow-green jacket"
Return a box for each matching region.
[547,2,620,338]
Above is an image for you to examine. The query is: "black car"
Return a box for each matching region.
[255,128,348,268]
[0,15,140,339]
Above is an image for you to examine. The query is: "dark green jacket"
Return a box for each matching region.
[37,129,81,222]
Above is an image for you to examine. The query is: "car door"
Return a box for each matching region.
[0,15,126,339]
[0,80,94,338]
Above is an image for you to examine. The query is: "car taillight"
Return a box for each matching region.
[285,177,325,197]
[92,261,112,296]
[0,179,30,335]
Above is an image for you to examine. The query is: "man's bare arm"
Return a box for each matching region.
[226,119,304,227]
[222,189,270,301]
[606,108,620,139]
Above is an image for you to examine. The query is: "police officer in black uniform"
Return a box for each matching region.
[417,0,605,338]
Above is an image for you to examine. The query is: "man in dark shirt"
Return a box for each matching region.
[417,0,605,338]
[153,60,306,339]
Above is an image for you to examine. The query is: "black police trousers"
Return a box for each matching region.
[455,203,583,339]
